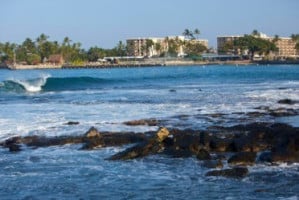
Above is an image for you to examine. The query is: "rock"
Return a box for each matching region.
[269,108,298,117]
[64,121,79,125]
[85,127,101,138]
[123,119,159,126]
[196,149,212,160]
[4,137,22,152]
[209,137,232,152]
[202,160,223,169]
[206,167,249,178]
[163,149,193,158]
[108,128,169,160]
[277,99,298,105]
[228,152,256,166]
[9,144,21,152]
[156,127,169,143]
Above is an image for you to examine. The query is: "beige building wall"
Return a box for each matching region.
[127,36,208,57]
[274,38,298,58]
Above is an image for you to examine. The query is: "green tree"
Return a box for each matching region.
[194,28,200,39]
[166,38,180,56]
[36,33,51,62]
[252,29,260,37]
[273,35,280,43]
[234,35,277,59]
[145,39,154,56]
[0,42,17,63]
[154,42,162,55]
[183,29,194,39]
[184,41,207,56]
[87,46,106,61]
[291,34,299,51]
[114,41,126,56]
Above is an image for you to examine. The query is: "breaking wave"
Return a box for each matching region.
[0,76,118,93]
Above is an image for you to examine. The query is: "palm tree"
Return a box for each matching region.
[183,29,194,39]
[252,30,260,37]
[273,35,280,43]
[290,34,299,51]
[194,28,200,39]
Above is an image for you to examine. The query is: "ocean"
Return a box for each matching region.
[0,65,299,199]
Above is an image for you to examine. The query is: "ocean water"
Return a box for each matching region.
[0,65,299,199]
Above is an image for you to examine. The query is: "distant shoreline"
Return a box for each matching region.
[1,59,299,70]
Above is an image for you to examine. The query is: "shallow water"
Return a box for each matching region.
[0,65,299,199]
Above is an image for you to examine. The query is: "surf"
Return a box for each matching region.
[1,75,50,93]
[0,76,117,93]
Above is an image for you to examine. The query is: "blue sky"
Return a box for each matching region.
[1,0,299,49]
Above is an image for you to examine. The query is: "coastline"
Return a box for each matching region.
[1,59,299,70]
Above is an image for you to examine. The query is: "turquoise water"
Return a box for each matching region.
[0,65,299,199]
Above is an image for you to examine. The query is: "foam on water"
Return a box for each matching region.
[1,66,299,199]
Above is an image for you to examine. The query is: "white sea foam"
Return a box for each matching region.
[10,74,51,93]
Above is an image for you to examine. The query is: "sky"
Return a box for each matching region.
[1,0,299,49]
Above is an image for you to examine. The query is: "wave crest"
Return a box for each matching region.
[0,76,114,93]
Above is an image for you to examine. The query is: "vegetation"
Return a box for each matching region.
[182,28,200,40]
[291,34,299,51]
[0,34,127,65]
[219,30,278,59]
[234,34,278,59]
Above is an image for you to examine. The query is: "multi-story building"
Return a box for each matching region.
[217,36,242,55]
[126,37,165,57]
[126,36,208,57]
[274,37,298,58]
[217,34,298,59]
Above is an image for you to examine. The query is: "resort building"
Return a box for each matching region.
[274,37,298,58]
[126,36,208,57]
[217,34,299,59]
[217,35,242,55]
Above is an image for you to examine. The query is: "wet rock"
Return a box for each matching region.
[156,127,169,142]
[202,160,223,169]
[9,144,21,152]
[209,137,232,152]
[228,152,256,166]
[108,127,170,160]
[196,149,212,160]
[169,89,176,92]
[102,132,146,147]
[206,167,249,178]
[3,137,22,152]
[64,121,80,125]
[269,108,298,117]
[85,127,101,138]
[123,119,159,126]
[169,130,204,154]
[163,149,193,158]
[277,99,298,105]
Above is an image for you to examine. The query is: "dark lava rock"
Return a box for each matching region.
[64,121,80,125]
[123,119,159,126]
[209,137,233,152]
[202,160,223,169]
[108,127,169,160]
[3,137,22,152]
[85,127,101,138]
[8,144,21,152]
[228,152,256,166]
[269,108,298,117]
[196,149,212,160]
[206,167,249,178]
[82,127,103,149]
[277,99,298,105]
[259,151,299,163]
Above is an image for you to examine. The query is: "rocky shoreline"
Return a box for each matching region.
[1,119,298,179]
